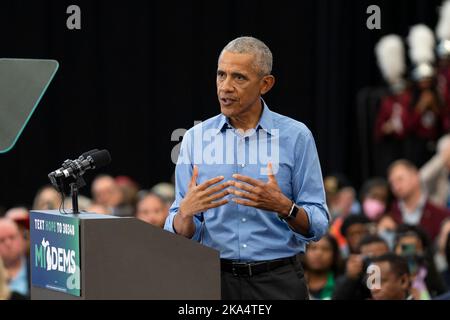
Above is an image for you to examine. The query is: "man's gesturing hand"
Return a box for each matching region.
[227,162,293,216]
[178,165,230,218]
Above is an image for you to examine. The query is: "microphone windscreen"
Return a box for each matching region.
[90,149,111,168]
[81,149,99,159]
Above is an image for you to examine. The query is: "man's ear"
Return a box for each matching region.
[260,75,275,95]
[400,274,410,291]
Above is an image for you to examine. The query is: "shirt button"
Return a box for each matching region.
[242,218,246,222]
[241,163,245,168]
[242,244,247,248]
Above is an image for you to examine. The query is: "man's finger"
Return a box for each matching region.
[203,181,231,196]
[198,175,225,191]
[205,189,229,202]
[232,198,258,207]
[228,188,258,201]
[267,162,276,183]
[205,199,229,209]
[232,174,263,187]
[227,181,255,193]
[189,165,199,188]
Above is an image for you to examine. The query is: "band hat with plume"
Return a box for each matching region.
[407,24,436,80]
[436,0,450,58]
[375,34,406,88]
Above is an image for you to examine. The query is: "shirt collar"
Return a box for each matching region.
[216,98,276,136]
[399,193,427,214]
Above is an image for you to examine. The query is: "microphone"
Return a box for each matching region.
[49,149,111,179]
[48,149,111,214]
[59,149,99,171]
[80,149,99,160]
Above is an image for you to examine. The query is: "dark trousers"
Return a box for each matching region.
[221,257,309,300]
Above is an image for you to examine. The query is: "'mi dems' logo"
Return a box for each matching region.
[35,238,76,274]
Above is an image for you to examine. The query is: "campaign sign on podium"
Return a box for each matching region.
[30,211,81,297]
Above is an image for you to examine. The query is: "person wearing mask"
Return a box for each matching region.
[360,178,390,222]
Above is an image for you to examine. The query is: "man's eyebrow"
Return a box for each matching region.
[231,72,248,79]
[216,70,249,79]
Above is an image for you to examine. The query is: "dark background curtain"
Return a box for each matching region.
[0,0,444,209]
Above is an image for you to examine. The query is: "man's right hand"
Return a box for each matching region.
[174,166,230,237]
[179,165,230,218]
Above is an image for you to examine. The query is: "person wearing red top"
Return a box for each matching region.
[387,159,450,242]
[374,89,413,143]
[373,34,413,175]
[406,25,444,167]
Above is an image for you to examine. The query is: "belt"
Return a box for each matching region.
[220,256,298,277]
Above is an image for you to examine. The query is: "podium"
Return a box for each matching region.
[29,210,221,300]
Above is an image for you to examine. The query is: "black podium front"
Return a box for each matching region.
[29,210,220,300]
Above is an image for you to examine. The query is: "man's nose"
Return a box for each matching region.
[219,77,234,92]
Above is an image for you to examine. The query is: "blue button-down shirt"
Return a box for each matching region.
[164,101,329,261]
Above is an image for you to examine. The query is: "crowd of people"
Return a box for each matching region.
[306,147,450,299]
[3,0,450,302]
[1,145,450,300]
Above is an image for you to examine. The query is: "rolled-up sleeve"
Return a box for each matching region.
[291,129,330,242]
[163,129,203,242]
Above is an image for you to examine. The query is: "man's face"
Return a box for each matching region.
[305,237,334,272]
[333,187,355,216]
[136,195,168,228]
[370,261,409,300]
[0,220,24,265]
[92,177,122,207]
[346,223,369,253]
[377,215,397,233]
[216,51,272,119]
[388,165,419,200]
[35,188,61,210]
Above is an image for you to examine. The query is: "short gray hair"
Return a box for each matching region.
[220,36,273,76]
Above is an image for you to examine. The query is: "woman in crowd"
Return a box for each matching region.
[303,234,343,300]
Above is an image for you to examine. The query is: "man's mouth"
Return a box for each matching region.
[220,97,237,107]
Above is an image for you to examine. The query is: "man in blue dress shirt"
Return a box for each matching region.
[164,36,329,299]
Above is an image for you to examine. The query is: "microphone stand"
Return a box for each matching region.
[69,175,86,214]
[70,183,79,213]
